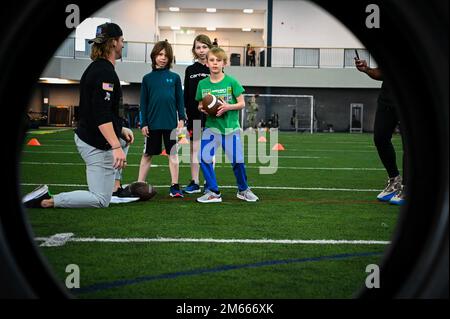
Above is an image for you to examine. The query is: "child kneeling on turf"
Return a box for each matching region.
[196,47,259,203]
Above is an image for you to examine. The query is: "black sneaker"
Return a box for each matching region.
[23,185,51,208]
[112,185,136,198]
[112,186,124,197]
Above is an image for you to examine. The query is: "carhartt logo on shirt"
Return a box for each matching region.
[166,78,173,84]
[190,73,208,79]
[102,82,114,91]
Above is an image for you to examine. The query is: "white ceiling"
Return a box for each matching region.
[156,0,267,13]
[158,10,265,30]
[157,0,266,32]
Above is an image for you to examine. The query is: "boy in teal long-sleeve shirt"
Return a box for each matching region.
[138,41,186,198]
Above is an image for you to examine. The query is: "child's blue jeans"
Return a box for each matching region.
[199,128,248,193]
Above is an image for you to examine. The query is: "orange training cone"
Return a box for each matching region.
[272,143,285,151]
[27,138,41,146]
[258,136,267,143]
[160,149,168,156]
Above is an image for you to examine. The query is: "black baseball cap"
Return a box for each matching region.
[88,22,123,44]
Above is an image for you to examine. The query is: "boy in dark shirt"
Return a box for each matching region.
[182,34,212,194]
[138,41,186,198]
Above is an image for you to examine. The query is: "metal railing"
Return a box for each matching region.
[54,38,376,68]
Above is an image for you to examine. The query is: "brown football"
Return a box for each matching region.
[202,94,223,117]
[129,181,157,201]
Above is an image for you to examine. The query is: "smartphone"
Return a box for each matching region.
[354,49,360,60]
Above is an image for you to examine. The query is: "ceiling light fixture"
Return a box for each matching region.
[39,78,78,84]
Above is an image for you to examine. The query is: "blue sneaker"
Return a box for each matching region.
[389,185,406,206]
[377,176,402,201]
[183,180,201,194]
[170,184,184,198]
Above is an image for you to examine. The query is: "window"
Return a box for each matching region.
[294,48,320,67]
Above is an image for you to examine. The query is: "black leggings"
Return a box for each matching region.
[373,100,407,184]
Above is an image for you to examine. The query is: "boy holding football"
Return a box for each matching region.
[195,47,259,203]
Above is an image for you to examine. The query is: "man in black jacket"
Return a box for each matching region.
[355,58,406,205]
[23,23,134,208]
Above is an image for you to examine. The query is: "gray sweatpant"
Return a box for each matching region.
[53,134,129,208]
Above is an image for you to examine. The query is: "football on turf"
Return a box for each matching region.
[202,94,223,117]
[129,181,157,201]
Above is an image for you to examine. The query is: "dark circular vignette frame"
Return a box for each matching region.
[0,0,448,299]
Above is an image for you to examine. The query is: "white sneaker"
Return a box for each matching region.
[196,191,222,203]
[22,184,49,203]
[22,185,51,208]
[377,175,402,202]
[237,188,259,202]
[389,185,406,206]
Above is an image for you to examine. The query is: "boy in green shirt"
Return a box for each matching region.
[195,47,259,203]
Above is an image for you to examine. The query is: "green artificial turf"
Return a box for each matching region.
[20,129,402,299]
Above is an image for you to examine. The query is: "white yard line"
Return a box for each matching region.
[303,149,403,153]
[45,139,379,145]
[21,183,379,192]
[26,145,386,153]
[34,234,390,247]
[20,162,384,171]
[22,151,323,159]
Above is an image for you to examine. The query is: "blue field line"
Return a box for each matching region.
[73,251,382,295]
